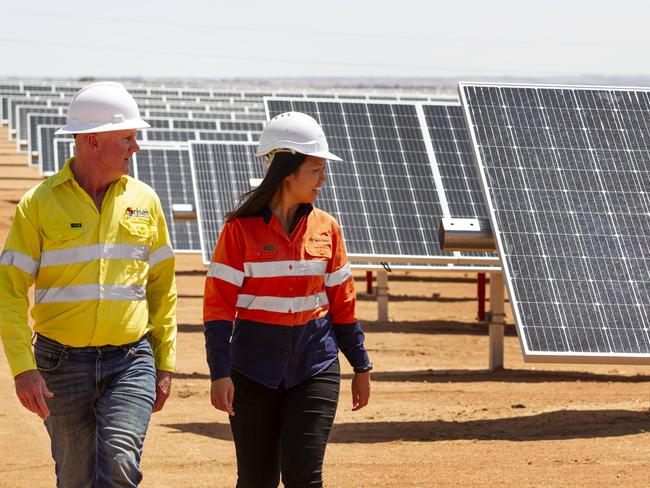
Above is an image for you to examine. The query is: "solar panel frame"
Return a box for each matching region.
[459,81,650,364]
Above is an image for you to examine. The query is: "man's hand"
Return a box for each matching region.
[351,372,370,411]
[14,369,53,420]
[152,370,173,413]
[210,377,235,416]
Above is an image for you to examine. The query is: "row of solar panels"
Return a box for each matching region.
[0,80,454,99]
[69,86,650,365]
[40,97,494,266]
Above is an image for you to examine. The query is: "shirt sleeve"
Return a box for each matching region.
[0,196,41,377]
[203,220,245,380]
[324,220,370,369]
[146,195,177,372]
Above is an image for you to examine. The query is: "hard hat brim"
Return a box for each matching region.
[55,118,150,135]
[255,148,343,162]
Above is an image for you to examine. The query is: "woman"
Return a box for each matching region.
[203,111,372,488]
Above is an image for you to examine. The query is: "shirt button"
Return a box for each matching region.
[283,351,289,357]
[288,264,293,270]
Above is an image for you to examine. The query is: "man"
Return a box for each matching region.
[0,81,177,487]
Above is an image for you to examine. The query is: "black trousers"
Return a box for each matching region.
[229,360,340,488]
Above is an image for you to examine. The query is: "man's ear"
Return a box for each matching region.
[87,134,99,150]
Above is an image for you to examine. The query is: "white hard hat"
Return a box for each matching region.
[55,81,150,135]
[256,112,342,161]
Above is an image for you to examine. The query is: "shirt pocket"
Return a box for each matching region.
[41,224,83,249]
[244,246,277,261]
[305,240,332,260]
[119,219,156,246]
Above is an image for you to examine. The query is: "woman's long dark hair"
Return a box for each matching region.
[225,151,307,221]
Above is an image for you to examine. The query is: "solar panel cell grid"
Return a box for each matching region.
[133,146,201,252]
[460,83,650,362]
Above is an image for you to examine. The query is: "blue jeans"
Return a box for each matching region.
[35,334,157,488]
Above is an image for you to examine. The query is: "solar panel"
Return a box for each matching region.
[27,114,66,161]
[132,144,200,252]
[36,124,62,175]
[17,107,65,149]
[140,129,257,143]
[53,139,75,172]
[459,82,650,363]
[265,98,496,266]
[422,103,488,220]
[219,121,265,132]
[188,141,264,263]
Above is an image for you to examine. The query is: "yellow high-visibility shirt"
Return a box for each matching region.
[0,157,177,377]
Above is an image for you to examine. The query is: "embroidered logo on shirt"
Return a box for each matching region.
[308,237,329,243]
[125,207,150,218]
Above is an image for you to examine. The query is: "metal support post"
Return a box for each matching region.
[376,269,389,322]
[477,273,486,321]
[366,271,373,295]
[488,271,505,371]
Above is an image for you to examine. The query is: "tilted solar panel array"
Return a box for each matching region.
[265,98,497,265]
[460,83,650,363]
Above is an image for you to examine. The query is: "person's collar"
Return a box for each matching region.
[259,203,313,225]
[49,157,78,187]
[49,157,128,189]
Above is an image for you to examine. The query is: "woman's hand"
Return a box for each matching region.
[210,377,235,416]
[351,372,370,411]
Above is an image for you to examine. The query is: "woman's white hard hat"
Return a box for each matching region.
[56,81,150,135]
[256,111,342,161]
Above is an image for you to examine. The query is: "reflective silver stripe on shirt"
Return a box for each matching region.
[243,260,327,278]
[40,244,150,267]
[236,292,329,313]
[149,244,174,267]
[325,263,352,287]
[35,284,146,304]
[0,249,40,277]
[208,262,245,287]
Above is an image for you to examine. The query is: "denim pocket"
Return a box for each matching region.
[126,340,154,359]
[34,348,65,372]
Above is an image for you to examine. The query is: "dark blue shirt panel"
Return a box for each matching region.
[204,315,369,388]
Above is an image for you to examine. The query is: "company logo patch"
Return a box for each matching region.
[308,236,329,243]
[125,207,150,218]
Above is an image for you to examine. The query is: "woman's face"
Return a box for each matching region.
[284,156,327,204]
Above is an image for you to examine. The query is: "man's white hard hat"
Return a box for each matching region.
[56,81,150,135]
[255,112,342,162]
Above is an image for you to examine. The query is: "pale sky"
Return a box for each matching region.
[2,0,650,81]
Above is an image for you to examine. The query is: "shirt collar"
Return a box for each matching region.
[49,157,129,189]
[259,203,313,225]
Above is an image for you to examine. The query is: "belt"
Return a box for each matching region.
[35,333,145,354]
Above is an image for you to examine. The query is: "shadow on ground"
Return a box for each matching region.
[352,368,650,383]
[163,409,650,443]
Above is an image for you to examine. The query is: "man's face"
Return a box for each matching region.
[94,129,140,178]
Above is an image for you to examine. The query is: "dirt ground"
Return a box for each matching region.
[1,125,649,487]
